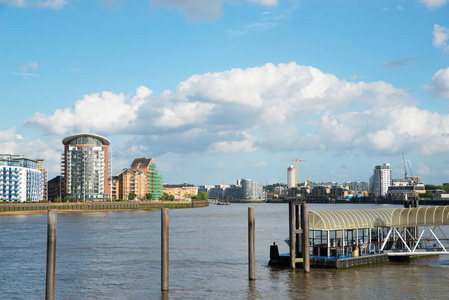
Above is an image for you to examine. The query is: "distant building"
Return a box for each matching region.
[61,133,110,201]
[287,166,296,188]
[130,158,163,200]
[241,179,264,199]
[118,168,146,200]
[311,186,331,197]
[163,184,197,200]
[387,177,426,200]
[37,159,47,201]
[0,154,44,202]
[209,185,225,199]
[343,181,369,192]
[47,176,63,202]
[434,190,449,201]
[372,163,392,198]
[110,176,119,200]
[225,184,243,199]
[308,182,339,188]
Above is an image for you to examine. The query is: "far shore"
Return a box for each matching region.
[0,200,209,216]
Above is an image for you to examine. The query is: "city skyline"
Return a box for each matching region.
[1,0,449,186]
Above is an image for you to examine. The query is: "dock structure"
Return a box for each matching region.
[269,204,449,269]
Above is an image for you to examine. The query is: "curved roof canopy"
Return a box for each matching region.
[309,206,449,230]
[62,133,110,146]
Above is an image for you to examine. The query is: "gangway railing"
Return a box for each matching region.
[382,224,449,256]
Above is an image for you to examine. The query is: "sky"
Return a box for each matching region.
[1,0,449,186]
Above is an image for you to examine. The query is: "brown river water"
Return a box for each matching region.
[1,203,449,299]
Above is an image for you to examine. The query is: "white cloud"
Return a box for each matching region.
[150,0,277,21]
[208,132,258,153]
[24,86,151,135]
[27,62,449,162]
[253,160,267,168]
[383,57,415,68]
[425,67,449,99]
[420,0,448,9]
[247,0,277,5]
[432,24,449,54]
[18,61,38,71]
[0,0,67,9]
[0,128,62,175]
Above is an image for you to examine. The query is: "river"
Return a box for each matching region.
[1,203,449,299]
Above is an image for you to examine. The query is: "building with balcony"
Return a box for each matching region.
[117,168,146,200]
[241,179,264,200]
[47,175,63,202]
[371,163,392,198]
[61,133,110,202]
[0,154,44,202]
[129,157,164,199]
[163,184,198,200]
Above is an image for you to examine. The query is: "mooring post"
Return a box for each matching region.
[289,201,296,269]
[45,209,57,300]
[248,207,255,281]
[301,204,310,273]
[161,208,169,291]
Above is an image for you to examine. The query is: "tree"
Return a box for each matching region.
[144,193,153,200]
[195,191,208,200]
[160,192,174,201]
[128,192,137,200]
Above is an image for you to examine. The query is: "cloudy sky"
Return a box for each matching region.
[1,0,449,186]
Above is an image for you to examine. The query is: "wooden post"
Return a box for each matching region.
[248,207,255,281]
[301,204,310,273]
[289,201,296,269]
[161,208,169,291]
[45,209,57,300]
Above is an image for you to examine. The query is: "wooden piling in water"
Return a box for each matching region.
[161,208,169,291]
[289,201,296,269]
[45,209,57,300]
[301,204,310,273]
[248,207,255,281]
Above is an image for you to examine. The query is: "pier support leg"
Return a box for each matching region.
[161,208,169,291]
[248,207,255,281]
[46,209,57,300]
[301,204,310,273]
[289,201,296,269]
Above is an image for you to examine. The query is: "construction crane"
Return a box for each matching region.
[281,158,305,187]
[308,164,311,185]
[402,154,408,178]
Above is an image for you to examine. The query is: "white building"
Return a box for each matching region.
[287,165,296,188]
[61,133,110,201]
[0,154,44,202]
[372,163,392,198]
[241,179,264,199]
[343,181,369,192]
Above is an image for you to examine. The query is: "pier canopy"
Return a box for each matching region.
[309,206,449,230]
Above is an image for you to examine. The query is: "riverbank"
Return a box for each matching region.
[0,200,209,215]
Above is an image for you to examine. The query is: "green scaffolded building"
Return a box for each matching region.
[131,157,163,199]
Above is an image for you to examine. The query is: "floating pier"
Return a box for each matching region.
[269,202,449,269]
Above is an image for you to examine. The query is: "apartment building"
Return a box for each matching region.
[0,154,44,202]
[61,133,110,201]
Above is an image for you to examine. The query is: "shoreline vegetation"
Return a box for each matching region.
[0,200,209,216]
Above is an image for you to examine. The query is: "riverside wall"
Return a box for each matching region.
[0,200,209,214]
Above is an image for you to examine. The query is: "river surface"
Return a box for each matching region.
[2,203,449,299]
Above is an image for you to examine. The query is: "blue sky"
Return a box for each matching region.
[1,0,449,186]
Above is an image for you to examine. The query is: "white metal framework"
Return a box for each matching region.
[308,206,449,256]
